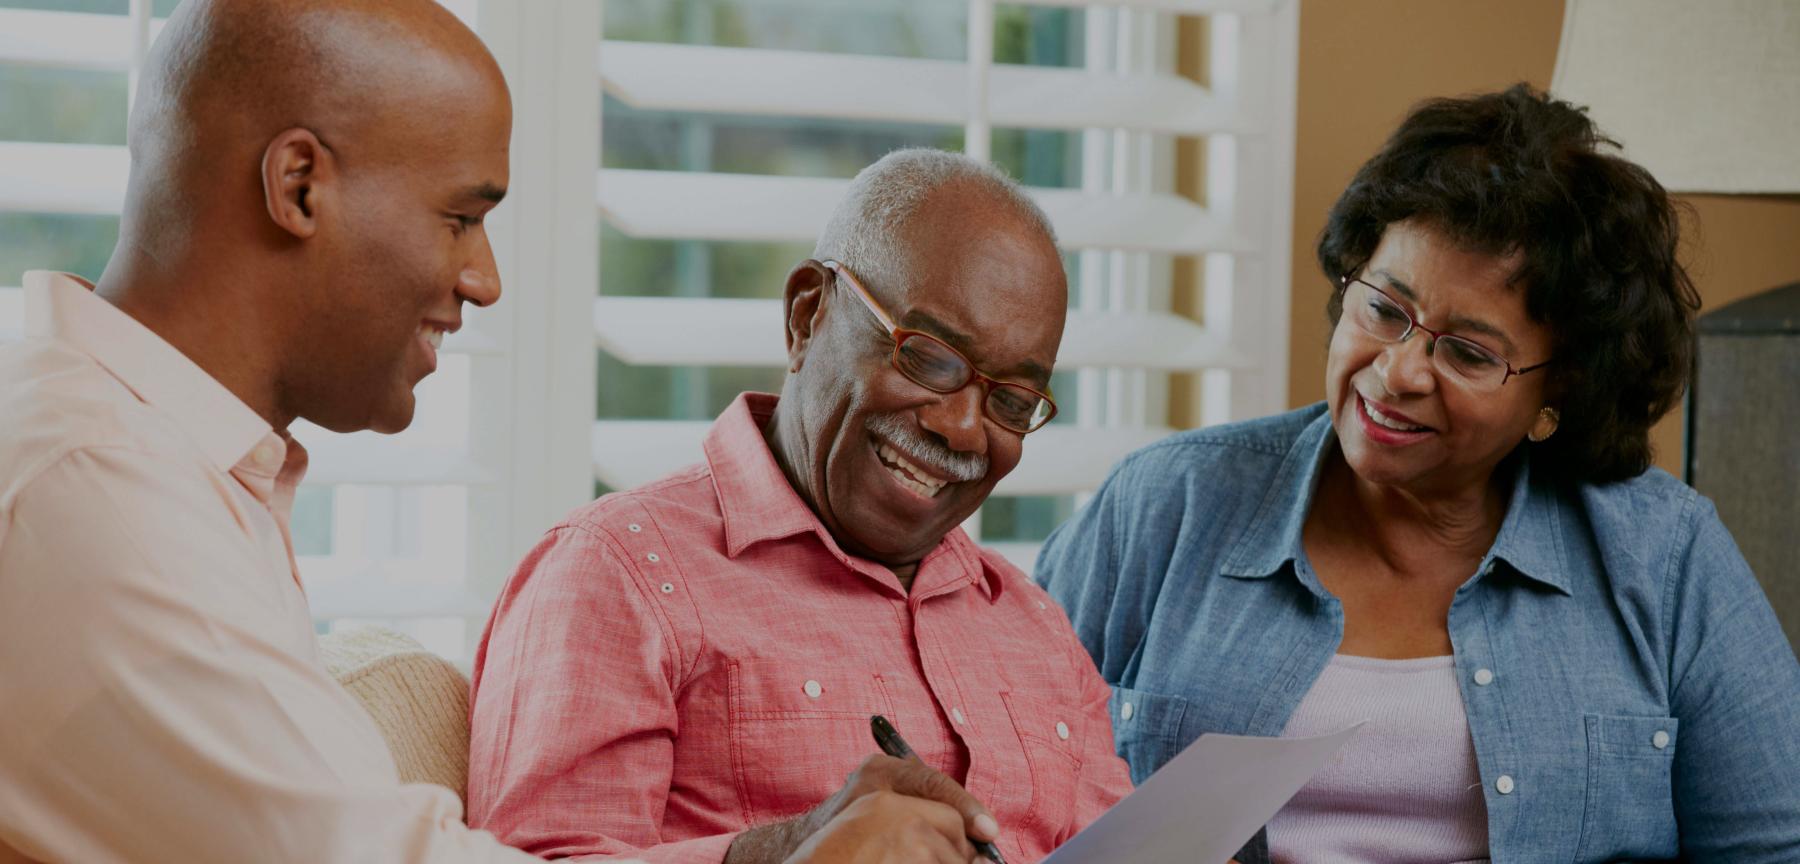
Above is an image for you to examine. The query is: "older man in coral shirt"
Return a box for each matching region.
[0,2,951,862]
[467,149,1135,864]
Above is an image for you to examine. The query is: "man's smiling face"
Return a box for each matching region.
[778,183,1067,568]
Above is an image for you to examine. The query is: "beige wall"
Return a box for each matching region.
[1279,0,1800,475]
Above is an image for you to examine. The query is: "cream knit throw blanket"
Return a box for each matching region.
[318,627,472,802]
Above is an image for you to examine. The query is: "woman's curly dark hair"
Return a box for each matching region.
[1318,83,1701,485]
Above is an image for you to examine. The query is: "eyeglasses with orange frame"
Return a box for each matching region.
[822,259,1058,434]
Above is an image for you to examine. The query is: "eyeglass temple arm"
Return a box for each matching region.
[821,259,900,334]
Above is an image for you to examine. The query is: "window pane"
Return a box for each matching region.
[291,486,335,557]
[605,98,962,177]
[601,225,812,300]
[991,127,1082,189]
[1044,369,1078,426]
[299,485,468,584]
[0,0,126,12]
[0,65,128,145]
[980,494,1076,543]
[605,0,966,60]
[597,349,783,420]
[603,0,1084,68]
[0,212,118,285]
[0,2,180,15]
[994,5,1084,68]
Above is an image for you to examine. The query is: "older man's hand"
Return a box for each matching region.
[726,754,1000,864]
[780,790,981,864]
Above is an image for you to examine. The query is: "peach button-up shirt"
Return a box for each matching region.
[0,272,539,863]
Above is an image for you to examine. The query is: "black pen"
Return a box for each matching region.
[869,714,1006,864]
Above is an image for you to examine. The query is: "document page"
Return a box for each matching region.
[1043,722,1364,864]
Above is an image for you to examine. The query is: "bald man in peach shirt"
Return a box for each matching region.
[0,0,532,859]
[0,2,1006,862]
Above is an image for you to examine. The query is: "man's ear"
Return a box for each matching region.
[782,260,832,372]
[261,127,333,240]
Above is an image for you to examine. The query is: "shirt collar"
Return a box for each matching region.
[703,392,1003,602]
[705,393,828,557]
[1482,452,1573,595]
[25,271,273,474]
[1219,410,1333,586]
[1219,407,1571,596]
[919,529,1006,603]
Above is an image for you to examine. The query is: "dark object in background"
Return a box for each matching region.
[1687,282,1800,650]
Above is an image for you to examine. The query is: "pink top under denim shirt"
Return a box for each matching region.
[1268,653,1489,863]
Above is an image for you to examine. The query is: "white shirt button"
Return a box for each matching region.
[1474,668,1495,686]
[627,523,642,533]
[803,680,822,699]
[1496,775,1515,795]
[1055,721,1070,740]
[645,552,660,563]
[1653,730,1670,750]
[951,708,965,725]
[253,442,278,467]
[1120,702,1135,721]
[660,582,674,594]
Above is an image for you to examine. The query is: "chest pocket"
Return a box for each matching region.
[1001,690,1087,845]
[1108,686,1191,786]
[727,659,895,824]
[1575,713,1679,862]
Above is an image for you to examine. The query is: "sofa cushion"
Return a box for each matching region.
[319,626,471,802]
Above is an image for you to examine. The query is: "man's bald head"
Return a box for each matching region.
[127,0,504,249]
[101,0,511,436]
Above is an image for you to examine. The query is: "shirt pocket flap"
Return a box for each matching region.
[1110,686,1189,742]
[1584,713,1678,759]
[727,658,892,719]
[1109,686,1191,785]
[726,659,895,823]
[1577,713,1680,861]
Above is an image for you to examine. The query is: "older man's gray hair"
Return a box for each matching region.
[814,148,1057,293]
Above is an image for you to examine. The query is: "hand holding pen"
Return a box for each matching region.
[775,721,1006,864]
[871,715,1007,863]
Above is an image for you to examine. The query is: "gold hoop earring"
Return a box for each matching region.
[1528,407,1560,443]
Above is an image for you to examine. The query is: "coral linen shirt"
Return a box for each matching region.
[468,392,1131,863]
[0,272,541,864]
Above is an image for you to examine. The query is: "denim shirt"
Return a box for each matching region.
[1037,403,1800,863]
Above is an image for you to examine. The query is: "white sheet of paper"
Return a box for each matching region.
[1042,722,1364,864]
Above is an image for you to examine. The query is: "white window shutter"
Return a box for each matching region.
[1,0,1298,651]
[590,0,1298,569]
[0,2,558,662]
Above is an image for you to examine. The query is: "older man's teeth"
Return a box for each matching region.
[878,442,947,498]
[419,325,445,350]
[1363,397,1427,432]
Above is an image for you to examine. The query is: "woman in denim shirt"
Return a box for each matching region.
[1038,85,1800,863]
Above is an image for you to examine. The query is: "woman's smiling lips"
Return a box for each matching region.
[1354,392,1436,446]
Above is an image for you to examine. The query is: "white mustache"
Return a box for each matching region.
[865,412,988,482]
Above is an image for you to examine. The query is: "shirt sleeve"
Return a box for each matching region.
[0,448,542,864]
[1035,453,1165,687]
[1666,497,1800,863]
[466,523,737,864]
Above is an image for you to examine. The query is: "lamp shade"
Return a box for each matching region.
[1551,0,1800,194]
